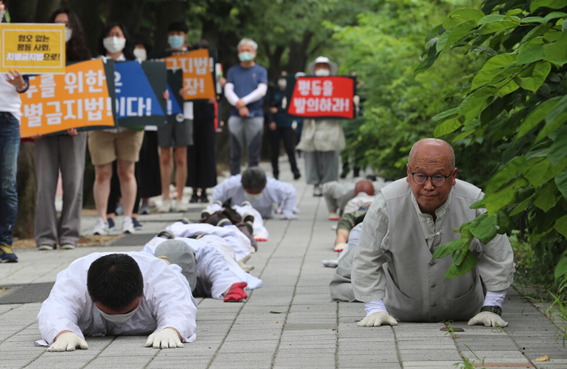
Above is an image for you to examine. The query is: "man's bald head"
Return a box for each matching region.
[408,138,455,169]
[354,179,375,196]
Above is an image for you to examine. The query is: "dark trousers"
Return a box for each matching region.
[0,113,20,245]
[270,126,299,178]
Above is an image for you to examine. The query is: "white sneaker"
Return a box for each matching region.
[158,200,172,213]
[322,259,339,268]
[93,218,109,235]
[175,200,188,212]
[61,244,75,250]
[313,185,322,197]
[122,217,135,234]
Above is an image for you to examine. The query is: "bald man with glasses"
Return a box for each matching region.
[351,138,514,328]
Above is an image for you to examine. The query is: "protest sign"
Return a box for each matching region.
[114,60,167,127]
[0,23,66,74]
[162,49,216,100]
[287,76,356,120]
[20,59,115,138]
[165,69,185,124]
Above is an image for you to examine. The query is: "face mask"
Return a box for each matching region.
[315,69,330,77]
[103,36,126,54]
[244,191,263,202]
[168,35,185,49]
[277,79,287,89]
[133,48,147,61]
[96,304,139,325]
[238,52,255,62]
[64,27,73,43]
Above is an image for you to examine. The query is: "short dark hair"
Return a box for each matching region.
[87,254,144,311]
[131,33,153,56]
[241,167,267,191]
[168,21,188,34]
[98,22,135,60]
[192,39,210,50]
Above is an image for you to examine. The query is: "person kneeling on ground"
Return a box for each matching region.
[350,138,514,328]
[37,252,197,351]
[333,206,369,252]
[212,167,298,220]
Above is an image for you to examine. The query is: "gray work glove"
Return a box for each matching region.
[468,311,508,327]
[357,312,398,327]
[145,328,184,349]
[47,332,88,352]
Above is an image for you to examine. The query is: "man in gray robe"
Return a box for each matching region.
[351,138,514,328]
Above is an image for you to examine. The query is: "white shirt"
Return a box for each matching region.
[36,252,197,345]
[0,74,24,120]
[206,202,269,239]
[343,192,376,215]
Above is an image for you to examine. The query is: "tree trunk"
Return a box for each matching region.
[287,31,314,74]
[67,0,104,56]
[107,0,148,35]
[34,0,61,22]
[14,143,36,239]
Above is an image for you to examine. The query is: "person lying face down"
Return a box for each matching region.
[36,252,197,352]
[203,199,270,242]
[352,138,514,328]
[211,167,298,220]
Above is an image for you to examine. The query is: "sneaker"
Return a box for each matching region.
[0,244,18,263]
[38,244,55,251]
[140,202,151,215]
[313,185,322,197]
[176,217,190,224]
[115,203,124,216]
[201,209,211,219]
[199,193,209,203]
[61,244,75,250]
[122,217,135,234]
[132,218,143,229]
[175,200,188,212]
[158,200,172,213]
[240,201,252,207]
[293,172,301,180]
[322,259,339,268]
[189,193,200,203]
[217,218,232,227]
[93,217,109,235]
[107,217,115,230]
[157,230,174,239]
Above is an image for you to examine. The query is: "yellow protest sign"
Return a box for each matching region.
[164,49,216,100]
[20,59,115,138]
[0,23,66,74]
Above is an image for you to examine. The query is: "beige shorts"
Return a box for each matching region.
[88,129,145,166]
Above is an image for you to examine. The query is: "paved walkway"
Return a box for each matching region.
[0,159,566,368]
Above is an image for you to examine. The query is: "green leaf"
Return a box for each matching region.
[459,87,496,125]
[517,43,545,65]
[544,33,567,66]
[415,45,439,76]
[478,14,505,25]
[555,214,567,239]
[533,182,557,212]
[431,107,459,123]
[555,254,567,280]
[547,128,567,166]
[469,212,498,244]
[563,19,567,35]
[434,118,462,138]
[436,27,452,52]
[546,94,567,125]
[452,129,475,143]
[555,169,567,199]
[531,0,567,13]
[516,61,551,92]
[487,157,526,194]
[522,157,555,187]
[445,20,477,50]
[517,98,560,138]
[472,54,517,90]
[445,250,476,279]
[470,198,486,209]
[479,19,520,35]
[495,210,513,235]
[485,177,529,216]
[535,109,567,143]
[443,8,485,29]
[432,239,463,260]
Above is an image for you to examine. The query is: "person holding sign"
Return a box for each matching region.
[89,23,143,235]
[157,21,192,213]
[33,8,91,251]
[0,0,29,263]
[224,38,268,175]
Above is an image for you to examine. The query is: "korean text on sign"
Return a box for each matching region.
[0,23,66,74]
[287,76,355,120]
[20,59,114,137]
[163,48,216,100]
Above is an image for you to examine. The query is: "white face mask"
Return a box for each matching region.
[64,27,73,43]
[314,69,330,77]
[133,48,147,61]
[244,191,263,202]
[95,304,139,324]
[277,79,287,89]
[103,36,126,54]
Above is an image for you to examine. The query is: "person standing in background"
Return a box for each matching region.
[224,38,268,175]
[0,0,28,262]
[34,8,91,251]
[186,39,217,204]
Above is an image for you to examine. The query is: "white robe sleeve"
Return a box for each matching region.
[212,175,241,205]
[224,83,239,106]
[241,83,268,105]
[267,179,296,217]
[193,244,242,299]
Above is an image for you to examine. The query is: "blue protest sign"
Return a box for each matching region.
[166,83,182,115]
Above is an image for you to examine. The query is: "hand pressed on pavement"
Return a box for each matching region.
[47,332,88,352]
[468,312,508,327]
[357,312,398,327]
[224,282,248,302]
[145,328,184,349]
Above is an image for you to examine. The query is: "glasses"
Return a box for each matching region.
[410,168,455,187]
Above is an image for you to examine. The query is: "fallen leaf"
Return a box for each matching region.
[534,355,550,362]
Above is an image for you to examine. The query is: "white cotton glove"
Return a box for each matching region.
[357,312,398,327]
[47,332,88,352]
[237,254,255,272]
[468,312,508,327]
[145,328,184,349]
[281,211,298,220]
[334,243,347,252]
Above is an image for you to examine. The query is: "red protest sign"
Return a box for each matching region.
[287,76,355,119]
